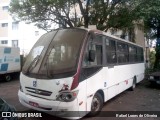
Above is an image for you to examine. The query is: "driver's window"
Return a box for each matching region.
[83,35,103,67]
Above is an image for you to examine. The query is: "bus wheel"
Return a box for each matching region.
[5,74,11,82]
[130,77,136,91]
[89,92,103,116]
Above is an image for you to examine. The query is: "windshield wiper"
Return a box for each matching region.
[26,55,40,74]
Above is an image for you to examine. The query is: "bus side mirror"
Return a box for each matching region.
[89,50,95,62]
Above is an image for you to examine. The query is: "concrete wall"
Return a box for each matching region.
[134,25,145,48]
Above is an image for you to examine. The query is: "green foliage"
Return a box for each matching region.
[145,49,160,74]
[154,44,160,69]
[9,0,160,71]
[135,0,160,69]
[145,68,154,75]
[9,0,140,35]
[90,0,135,31]
[137,0,160,38]
[9,0,160,45]
[149,51,156,69]
[10,0,76,31]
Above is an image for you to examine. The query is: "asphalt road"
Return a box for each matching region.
[0,78,160,120]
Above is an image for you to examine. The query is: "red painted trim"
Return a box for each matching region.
[125,80,128,85]
[71,31,89,90]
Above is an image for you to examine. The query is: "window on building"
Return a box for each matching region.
[1,23,8,27]
[1,40,8,44]
[35,31,39,36]
[129,45,137,62]
[12,22,19,30]
[2,6,9,11]
[12,40,18,47]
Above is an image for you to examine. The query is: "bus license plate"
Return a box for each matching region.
[29,101,39,108]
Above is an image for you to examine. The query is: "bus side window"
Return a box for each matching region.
[129,46,136,62]
[137,47,144,62]
[83,35,102,67]
[117,42,129,63]
[106,38,117,64]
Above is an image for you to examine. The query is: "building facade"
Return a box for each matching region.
[0,0,46,55]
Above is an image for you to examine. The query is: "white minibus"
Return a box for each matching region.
[18,28,144,119]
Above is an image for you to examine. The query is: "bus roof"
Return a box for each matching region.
[51,27,143,48]
[84,28,143,48]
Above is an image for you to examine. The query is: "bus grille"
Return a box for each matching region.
[25,87,52,96]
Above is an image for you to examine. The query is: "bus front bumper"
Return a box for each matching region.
[18,90,80,118]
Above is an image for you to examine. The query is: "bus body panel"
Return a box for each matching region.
[85,63,144,108]
[19,73,87,118]
[106,63,144,101]
[18,90,80,118]
[85,68,105,111]
[18,90,60,112]
[75,80,88,116]
[19,28,145,119]
[20,73,74,100]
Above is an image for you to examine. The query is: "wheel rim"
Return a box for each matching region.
[91,96,100,112]
[5,75,11,81]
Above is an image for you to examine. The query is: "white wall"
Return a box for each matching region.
[18,22,46,55]
[0,0,46,55]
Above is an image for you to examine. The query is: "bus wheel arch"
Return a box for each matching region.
[97,90,104,103]
[88,90,104,116]
[130,76,137,91]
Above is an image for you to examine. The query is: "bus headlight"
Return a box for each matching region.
[56,90,79,102]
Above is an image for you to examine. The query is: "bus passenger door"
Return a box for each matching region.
[105,38,119,100]
[81,34,103,111]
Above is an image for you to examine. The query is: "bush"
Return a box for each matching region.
[149,51,156,69]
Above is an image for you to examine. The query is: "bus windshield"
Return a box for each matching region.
[22,29,87,79]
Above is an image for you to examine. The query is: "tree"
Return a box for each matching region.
[9,0,160,69]
[146,17,160,69]
[89,0,144,42]
[10,0,100,31]
[9,0,138,32]
[10,0,75,31]
[137,0,160,69]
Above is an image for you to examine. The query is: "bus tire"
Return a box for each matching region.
[5,74,11,82]
[130,77,136,91]
[89,92,103,116]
